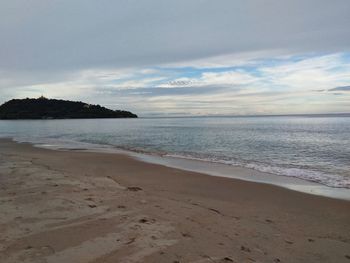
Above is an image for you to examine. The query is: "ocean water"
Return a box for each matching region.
[0,116,349,189]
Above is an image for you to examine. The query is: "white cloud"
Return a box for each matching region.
[163,49,289,69]
[158,70,257,88]
[1,52,350,116]
[111,77,166,89]
[259,53,350,91]
[201,71,257,86]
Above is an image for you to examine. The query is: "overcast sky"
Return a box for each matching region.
[1,0,349,116]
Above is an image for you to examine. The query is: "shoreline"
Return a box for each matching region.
[7,136,350,201]
[1,138,350,262]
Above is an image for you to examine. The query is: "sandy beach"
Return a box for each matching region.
[0,138,350,263]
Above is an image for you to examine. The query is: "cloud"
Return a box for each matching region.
[158,70,257,88]
[2,52,350,116]
[259,54,350,91]
[0,0,349,74]
[329,85,350,91]
[1,1,350,115]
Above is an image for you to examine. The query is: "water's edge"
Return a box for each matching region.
[1,117,349,190]
[8,137,350,201]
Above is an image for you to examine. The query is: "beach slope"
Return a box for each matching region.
[0,139,349,263]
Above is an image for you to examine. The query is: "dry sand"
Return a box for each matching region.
[0,138,349,263]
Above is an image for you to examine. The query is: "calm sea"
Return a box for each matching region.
[0,115,349,189]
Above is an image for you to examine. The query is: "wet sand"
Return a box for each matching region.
[0,138,350,262]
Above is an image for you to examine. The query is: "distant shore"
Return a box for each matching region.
[1,138,350,263]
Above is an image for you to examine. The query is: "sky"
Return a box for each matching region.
[0,0,350,116]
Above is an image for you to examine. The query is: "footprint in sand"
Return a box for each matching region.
[240,245,251,253]
[181,232,192,238]
[127,186,142,192]
[222,257,234,262]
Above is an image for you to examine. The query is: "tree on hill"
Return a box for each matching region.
[0,98,138,119]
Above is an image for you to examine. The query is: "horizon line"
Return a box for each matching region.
[140,113,350,118]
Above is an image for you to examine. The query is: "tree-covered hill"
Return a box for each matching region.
[0,97,137,119]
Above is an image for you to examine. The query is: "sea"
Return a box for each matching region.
[1,115,349,195]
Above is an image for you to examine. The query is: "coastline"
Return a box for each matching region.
[121,150,350,201]
[1,115,349,192]
[1,138,350,262]
[8,136,350,201]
